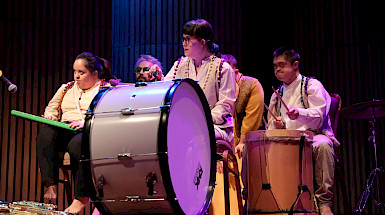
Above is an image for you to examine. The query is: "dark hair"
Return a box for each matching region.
[273,46,301,65]
[75,52,114,81]
[183,19,219,54]
[221,54,238,68]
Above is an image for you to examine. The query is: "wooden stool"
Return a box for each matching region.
[40,152,72,204]
[216,140,244,215]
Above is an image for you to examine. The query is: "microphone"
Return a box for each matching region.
[0,70,17,93]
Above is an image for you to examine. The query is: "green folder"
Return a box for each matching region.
[11,110,79,131]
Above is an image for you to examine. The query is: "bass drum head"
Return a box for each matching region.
[165,79,215,215]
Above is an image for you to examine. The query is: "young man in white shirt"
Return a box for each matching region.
[268,47,339,215]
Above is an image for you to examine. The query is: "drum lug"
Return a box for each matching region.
[172,78,182,83]
[122,196,141,202]
[85,109,94,116]
[135,82,147,87]
[96,175,105,198]
[145,171,157,196]
[117,153,133,159]
[121,108,135,115]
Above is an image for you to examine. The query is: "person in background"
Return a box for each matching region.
[220,54,264,160]
[221,53,264,212]
[135,54,164,82]
[268,46,338,215]
[36,52,115,214]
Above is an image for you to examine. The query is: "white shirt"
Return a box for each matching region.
[165,56,236,127]
[268,74,333,132]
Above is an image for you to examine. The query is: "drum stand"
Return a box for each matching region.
[289,135,312,215]
[354,114,385,214]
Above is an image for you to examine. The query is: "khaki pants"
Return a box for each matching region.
[313,134,335,209]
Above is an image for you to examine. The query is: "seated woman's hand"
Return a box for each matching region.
[41,115,58,121]
[68,120,84,129]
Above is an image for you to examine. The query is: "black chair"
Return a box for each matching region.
[329,93,351,214]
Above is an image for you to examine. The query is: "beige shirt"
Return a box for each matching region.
[44,81,101,122]
[234,73,264,145]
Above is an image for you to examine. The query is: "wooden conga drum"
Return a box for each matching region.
[245,130,315,214]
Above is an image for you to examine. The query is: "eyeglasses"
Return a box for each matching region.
[181,36,202,45]
[181,36,191,44]
[134,67,150,74]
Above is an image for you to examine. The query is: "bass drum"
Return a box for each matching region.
[82,79,216,215]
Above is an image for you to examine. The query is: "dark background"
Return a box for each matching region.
[1,0,384,214]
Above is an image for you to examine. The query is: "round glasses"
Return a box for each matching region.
[181,36,202,45]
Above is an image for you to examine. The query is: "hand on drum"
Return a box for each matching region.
[273,116,285,129]
[68,120,84,129]
[286,106,299,120]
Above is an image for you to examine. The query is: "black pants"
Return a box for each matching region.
[36,126,88,197]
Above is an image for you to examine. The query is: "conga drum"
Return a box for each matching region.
[81,79,216,215]
[245,130,315,214]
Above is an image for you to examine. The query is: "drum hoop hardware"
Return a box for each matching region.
[80,152,166,162]
[248,136,313,143]
[89,105,170,115]
[247,209,313,214]
[90,196,172,203]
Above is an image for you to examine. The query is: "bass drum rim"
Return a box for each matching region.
[158,79,216,215]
